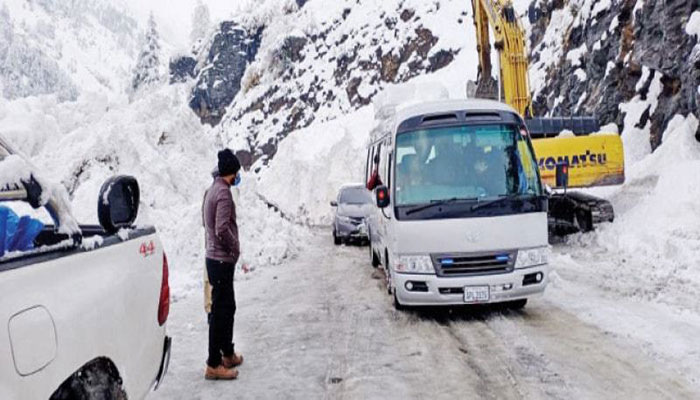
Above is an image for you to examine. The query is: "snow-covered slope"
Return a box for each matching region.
[0,0,139,99]
[2,82,300,295]
[182,0,474,167]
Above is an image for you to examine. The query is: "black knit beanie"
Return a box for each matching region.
[218,149,241,177]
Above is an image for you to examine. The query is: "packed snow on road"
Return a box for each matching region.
[1,0,699,399]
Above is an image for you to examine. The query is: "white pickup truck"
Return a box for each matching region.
[0,137,171,399]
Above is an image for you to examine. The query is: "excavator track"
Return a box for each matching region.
[548,191,615,236]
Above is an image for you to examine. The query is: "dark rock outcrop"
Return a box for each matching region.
[169,56,196,83]
[635,0,699,147]
[528,0,700,149]
[188,22,263,126]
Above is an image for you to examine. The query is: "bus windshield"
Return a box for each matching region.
[394,124,542,207]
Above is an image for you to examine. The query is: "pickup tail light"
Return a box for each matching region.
[158,253,170,326]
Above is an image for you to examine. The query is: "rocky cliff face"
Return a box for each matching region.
[173,0,464,168]
[528,0,700,148]
[186,22,263,126]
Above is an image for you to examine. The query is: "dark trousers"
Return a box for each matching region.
[206,258,236,367]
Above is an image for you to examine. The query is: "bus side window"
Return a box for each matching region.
[387,153,393,191]
[378,143,386,179]
[367,144,384,191]
[365,146,373,184]
[373,144,382,182]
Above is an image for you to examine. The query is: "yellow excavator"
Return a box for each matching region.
[468,0,625,233]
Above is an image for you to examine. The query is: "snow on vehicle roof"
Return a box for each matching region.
[370,83,520,143]
[0,155,32,189]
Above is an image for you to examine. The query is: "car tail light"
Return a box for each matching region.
[158,253,170,326]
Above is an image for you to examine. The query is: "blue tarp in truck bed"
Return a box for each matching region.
[0,206,44,257]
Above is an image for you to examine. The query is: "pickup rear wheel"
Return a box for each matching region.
[50,357,127,400]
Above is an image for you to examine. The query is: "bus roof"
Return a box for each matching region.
[370,98,521,145]
[395,99,518,125]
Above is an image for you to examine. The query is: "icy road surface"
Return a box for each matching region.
[154,231,699,399]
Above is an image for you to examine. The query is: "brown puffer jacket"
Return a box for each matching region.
[203,177,240,264]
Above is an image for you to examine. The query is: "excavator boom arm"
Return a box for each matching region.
[471,0,532,117]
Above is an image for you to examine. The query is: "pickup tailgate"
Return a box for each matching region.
[0,228,166,400]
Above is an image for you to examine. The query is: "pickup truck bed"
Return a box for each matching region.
[0,225,170,399]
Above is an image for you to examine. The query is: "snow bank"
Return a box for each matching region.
[0,92,112,158]
[565,114,700,314]
[549,115,700,382]
[1,83,300,300]
[257,107,374,226]
[610,115,699,251]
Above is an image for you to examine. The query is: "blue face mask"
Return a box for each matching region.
[233,174,241,187]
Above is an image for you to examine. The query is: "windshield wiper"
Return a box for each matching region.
[470,194,528,211]
[406,197,477,215]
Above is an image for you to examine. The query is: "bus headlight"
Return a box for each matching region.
[395,255,435,274]
[515,247,549,268]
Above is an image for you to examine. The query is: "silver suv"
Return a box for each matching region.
[331,184,372,245]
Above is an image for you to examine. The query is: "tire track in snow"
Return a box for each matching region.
[509,303,698,399]
[419,310,571,400]
[442,319,528,399]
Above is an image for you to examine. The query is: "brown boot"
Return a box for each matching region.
[205,365,239,380]
[222,353,244,369]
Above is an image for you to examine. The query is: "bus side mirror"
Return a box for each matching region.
[376,186,390,208]
[555,163,569,190]
[330,201,338,207]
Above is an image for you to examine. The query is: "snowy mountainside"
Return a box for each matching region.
[527,0,699,150]
[0,0,139,99]
[0,0,302,296]
[182,0,472,167]
[8,83,301,294]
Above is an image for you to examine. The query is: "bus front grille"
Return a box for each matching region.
[432,251,515,277]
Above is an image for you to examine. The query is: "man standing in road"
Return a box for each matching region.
[202,149,244,380]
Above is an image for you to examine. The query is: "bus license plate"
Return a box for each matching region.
[464,286,490,303]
